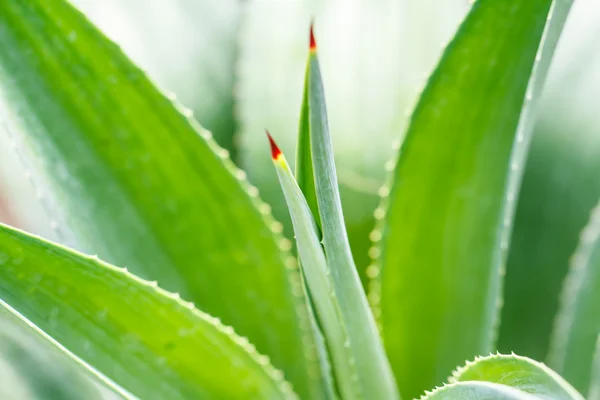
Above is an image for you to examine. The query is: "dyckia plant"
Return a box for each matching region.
[0,0,597,399]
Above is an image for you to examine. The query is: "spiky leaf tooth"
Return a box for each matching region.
[372,0,572,397]
[451,353,582,400]
[0,0,326,396]
[0,222,297,399]
[548,203,600,395]
[419,382,537,400]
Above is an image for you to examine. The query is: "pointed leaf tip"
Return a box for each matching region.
[309,22,317,52]
[266,130,282,160]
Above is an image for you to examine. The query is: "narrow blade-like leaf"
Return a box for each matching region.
[304,30,399,399]
[0,1,324,396]
[548,204,600,394]
[295,28,320,232]
[452,354,583,400]
[371,0,572,397]
[269,132,358,399]
[421,382,536,400]
[0,222,296,399]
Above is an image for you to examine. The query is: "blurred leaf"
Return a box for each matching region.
[588,336,600,400]
[304,33,399,399]
[0,307,111,400]
[420,382,536,400]
[73,0,241,156]
[0,222,297,399]
[547,204,600,394]
[371,0,572,398]
[0,1,325,396]
[499,0,600,360]
[452,354,583,400]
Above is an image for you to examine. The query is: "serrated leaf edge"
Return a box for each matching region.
[0,223,299,400]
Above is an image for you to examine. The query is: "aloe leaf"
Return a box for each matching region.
[588,336,600,400]
[499,3,600,361]
[295,34,320,233]
[0,222,298,399]
[452,354,583,400]
[420,382,537,400]
[269,132,360,398]
[370,0,572,397]
[0,1,325,396]
[71,0,241,155]
[0,307,111,400]
[303,30,399,399]
[547,204,600,394]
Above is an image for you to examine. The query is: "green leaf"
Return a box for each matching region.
[0,1,325,396]
[371,0,572,397]
[499,9,600,359]
[588,336,600,400]
[269,134,356,399]
[0,222,297,399]
[71,0,241,156]
[295,43,321,233]
[548,204,600,394]
[420,382,536,400]
[0,307,109,400]
[236,1,461,287]
[452,354,583,400]
[305,34,399,399]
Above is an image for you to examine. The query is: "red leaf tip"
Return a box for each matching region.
[266,130,282,160]
[309,21,317,52]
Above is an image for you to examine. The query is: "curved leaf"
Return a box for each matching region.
[0,222,296,399]
[0,307,112,400]
[499,1,600,360]
[420,382,536,400]
[371,0,572,397]
[71,0,241,155]
[452,354,582,400]
[0,0,324,396]
[548,203,600,394]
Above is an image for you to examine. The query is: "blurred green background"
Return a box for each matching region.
[0,0,599,397]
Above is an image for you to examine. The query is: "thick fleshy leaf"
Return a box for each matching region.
[295,38,320,233]
[588,336,600,400]
[499,1,600,360]
[371,0,572,397]
[269,133,354,399]
[71,0,241,155]
[0,223,297,399]
[304,31,399,399]
[0,1,324,396]
[0,307,112,400]
[548,204,600,394]
[420,382,536,400]
[452,354,583,400]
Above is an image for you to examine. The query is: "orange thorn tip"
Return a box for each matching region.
[309,21,317,52]
[266,130,282,160]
